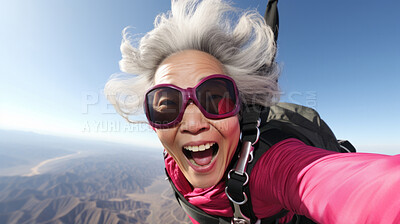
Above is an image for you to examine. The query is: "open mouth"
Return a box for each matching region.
[183,142,219,166]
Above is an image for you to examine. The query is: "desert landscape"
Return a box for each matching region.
[0,130,190,224]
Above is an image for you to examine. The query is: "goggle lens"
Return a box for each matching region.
[196,78,236,115]
[146,87,183,124]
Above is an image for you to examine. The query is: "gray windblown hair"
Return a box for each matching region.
[104,0,280,122]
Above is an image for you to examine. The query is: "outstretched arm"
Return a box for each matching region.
[250,138,400,224]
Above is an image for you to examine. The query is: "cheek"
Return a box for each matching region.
[214,116,241,160]
[216,116,240,137]
[215,116,240,170]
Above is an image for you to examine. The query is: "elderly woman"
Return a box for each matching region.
[105,0,400,223]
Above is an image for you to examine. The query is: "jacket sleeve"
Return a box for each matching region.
[249,138,400,224]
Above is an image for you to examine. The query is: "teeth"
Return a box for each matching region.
[184,143,214,152]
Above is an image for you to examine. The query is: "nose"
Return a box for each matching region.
[179,102,210,134]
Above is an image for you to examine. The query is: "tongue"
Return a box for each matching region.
[191,149,213,166]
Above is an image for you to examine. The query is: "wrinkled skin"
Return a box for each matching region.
[154,50,240,188]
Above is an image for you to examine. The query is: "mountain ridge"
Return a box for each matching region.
[0,130,190,224]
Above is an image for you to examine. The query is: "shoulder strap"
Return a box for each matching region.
[226,104,263,224]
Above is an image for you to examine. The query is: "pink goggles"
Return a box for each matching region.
[144,74,241,129]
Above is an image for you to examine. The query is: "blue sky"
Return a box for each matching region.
[0,0,399,154]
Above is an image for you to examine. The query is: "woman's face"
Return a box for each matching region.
[154,50,240,188]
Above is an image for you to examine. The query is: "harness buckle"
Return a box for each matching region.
[231,203,251,224]
[232,217,251,224]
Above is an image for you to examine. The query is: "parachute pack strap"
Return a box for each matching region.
[241,105,264,143]
[264,0,279,43]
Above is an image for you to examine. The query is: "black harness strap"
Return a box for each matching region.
[226,105,263,223]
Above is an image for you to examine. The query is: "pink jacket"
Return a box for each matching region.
[165,138,400,224]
